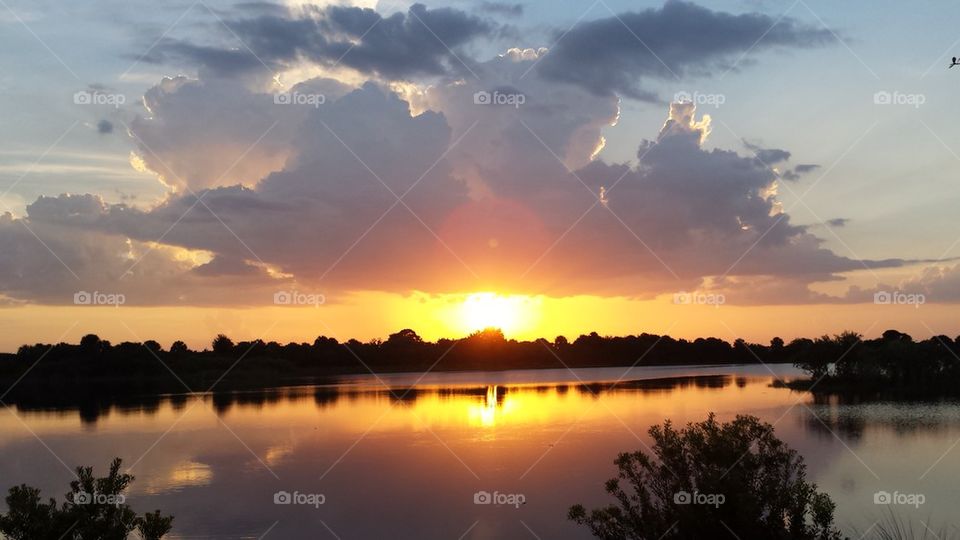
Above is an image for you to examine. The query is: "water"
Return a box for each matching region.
[1,363,958,538]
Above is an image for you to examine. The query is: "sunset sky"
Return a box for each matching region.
[1,0,958,351]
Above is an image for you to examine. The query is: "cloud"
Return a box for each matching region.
[781,163,820,181]
[477,2,524,16]
[843,263,960,304]
[144,3,493,80]
[513,101,902,298]
[0,198,279,306]
[535,0,831,98]
[1,3,939,307]
[0,69,919,306]
[97,120,114,134]
[743,141,791,165]
[826,218,849,227]
[129,76,352,191]
[2,82,474,305]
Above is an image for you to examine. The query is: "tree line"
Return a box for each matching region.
[4,328,960,394]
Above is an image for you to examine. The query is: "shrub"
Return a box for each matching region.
[0,458,173,540]
[569,414,842,540]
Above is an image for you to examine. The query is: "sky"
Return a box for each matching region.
[0,0,959,351]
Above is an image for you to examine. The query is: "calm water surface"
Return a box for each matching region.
[2,364,959,538]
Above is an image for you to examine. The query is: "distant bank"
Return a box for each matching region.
[3,327,959,401]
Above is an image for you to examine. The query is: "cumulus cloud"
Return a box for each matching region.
[138,0,829,106]
[535,0,831,98]
[844,263,960,304]
[130,76,353,191]
[1,2,943,307]
[0,198,278,306]
[3,74,914,306]
[2,82,476,304]
[144,3,493,80]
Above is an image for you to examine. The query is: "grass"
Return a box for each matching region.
[852,512,957,540]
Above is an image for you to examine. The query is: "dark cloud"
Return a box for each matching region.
[782,162,820,181]
[96,119,114,134]
[743,141,791,166]
[826,218,849,227]
[477,2,524,16]
[232,1,287,15]
[147,3,493,80]
[535,0,832,98]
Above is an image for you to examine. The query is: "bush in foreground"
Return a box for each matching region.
[0,457,172,540]
[570,414,842,540]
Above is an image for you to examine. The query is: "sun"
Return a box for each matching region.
[458,292,539,336]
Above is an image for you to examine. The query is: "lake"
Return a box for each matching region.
[1,363,958,538]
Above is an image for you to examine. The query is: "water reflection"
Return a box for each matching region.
[1,364,957,539]
[5,372,752,425]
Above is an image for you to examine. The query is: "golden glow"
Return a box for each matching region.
[457,292,540,335]
[5,281,958,353]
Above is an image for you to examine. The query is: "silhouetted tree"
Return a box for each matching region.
[387,329,423,345]
[570,414,841,540]
[143,340,163,355]
[10,328,960,397]
[169,341,189,355]
[212,334,234,355]
[138,510,174,540]
[0,458,173,540]
[79,334,103,356]
[882,329,912,343]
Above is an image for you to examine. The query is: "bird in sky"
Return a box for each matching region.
[951,56,959,68]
